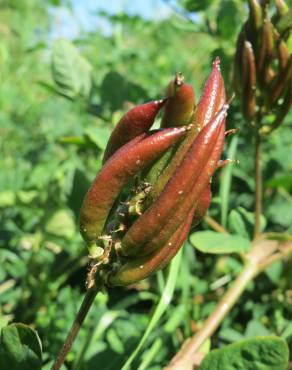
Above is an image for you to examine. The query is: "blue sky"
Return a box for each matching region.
[51,0,173,39]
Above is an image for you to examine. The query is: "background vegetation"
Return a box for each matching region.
[1,0,291,369]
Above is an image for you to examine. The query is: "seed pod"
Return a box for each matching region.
[108,210,193,286]
[275,0,289,17]
[149,57,226,200]
[247,0,263,32]
[191,184,211,228]
[242,41,257,120]
[161,72,195,127]
[79,126,189,248]
[121,106,227,255]
[266,58,292,108]
[195,57,226,129]
[103,99,166,163]
[277,40,289,70]
[134,118,225,257]
[257,20,275,86]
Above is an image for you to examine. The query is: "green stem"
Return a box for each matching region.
[254,129,262,238]
[51,286,99,370]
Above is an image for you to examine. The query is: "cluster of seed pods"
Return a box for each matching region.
[234,0,291,125]
[79,58,230,287]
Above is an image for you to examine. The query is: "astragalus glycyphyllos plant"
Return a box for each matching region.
[52,58,232,370]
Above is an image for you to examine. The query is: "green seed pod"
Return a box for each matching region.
[247,0,263,32]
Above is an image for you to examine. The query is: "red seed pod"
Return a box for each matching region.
[191,184,212,228]
[161,72,196,128]
[123,119,225,258]
[108,210,193,286]
[79,126,189,247]
[121,106,227,255]
[195,57,226,127]
[150,58,226,200]
[103,99,166,163]
[195,57,226,129]
[242,41,257,120]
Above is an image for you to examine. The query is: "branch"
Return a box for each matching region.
[204,215,229,234]
[254,130,262,238]
[51,285,100,370]
[165,239,292,370]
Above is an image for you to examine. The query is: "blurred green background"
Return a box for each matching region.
[0,0,291,369]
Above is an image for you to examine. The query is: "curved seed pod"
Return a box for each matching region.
[242,41,257,120]
[123,119,225,257]
[161,72,196,128]
[257,20,275,86]
[121,106,228,254]
[151,58,227,199]
[108,210,193,286]
[195,57,226,129]
[266,58,292,108]
[148,57,226,201]
[247,0,263,32]
[191,185,211,228]
[102,99,166,163]
[277,40,289,70]
[79,126,189,248]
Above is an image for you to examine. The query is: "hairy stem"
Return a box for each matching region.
[51,286,99,370]
[254,129,262,238]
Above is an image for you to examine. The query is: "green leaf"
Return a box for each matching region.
[217,0,240,40]
[0,323,42,370]
[0,191,16,207]
[228,209,249,238]
[245,320,270,338]
[52,39,92,100]
[237,207,267,232]
[45,209,75,238]
[220,136,238,228]
[200,336,289,370]
[85,127,111,150]
[180,0,213,12]
[190,231,251,254]
[120,249,183,370]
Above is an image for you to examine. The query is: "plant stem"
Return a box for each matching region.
[204,215,229,234]
[51,286,99,370]
[165,240,292,370]
[165,260,257,370]
[254,129,262,238]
